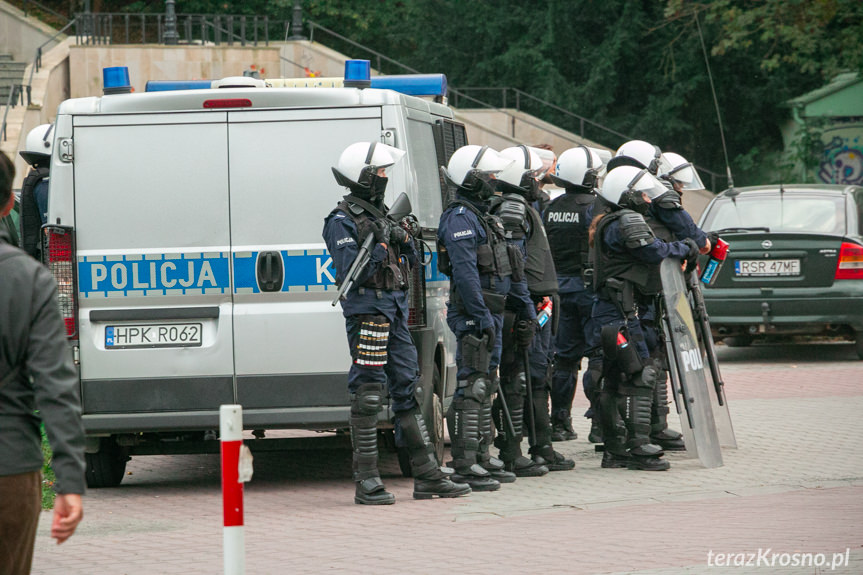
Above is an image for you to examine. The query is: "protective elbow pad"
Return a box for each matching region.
[619,211,655,249]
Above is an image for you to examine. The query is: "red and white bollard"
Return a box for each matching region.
[221,404,252,575]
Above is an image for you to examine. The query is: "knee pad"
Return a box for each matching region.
[459,373,490,403]
[352,382,384,416]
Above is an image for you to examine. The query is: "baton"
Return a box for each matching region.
[523,346,537,447]
[495,380,517,439]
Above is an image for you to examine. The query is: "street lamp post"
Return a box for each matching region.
[287,0,305,40]
[164,0,179,45]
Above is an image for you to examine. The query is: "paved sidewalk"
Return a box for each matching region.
[31,342,863,574]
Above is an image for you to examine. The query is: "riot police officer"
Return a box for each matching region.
[18,124,54,260]
[489,145,567,476]
[588,166,699,471]
[323,142,470,504]
[544,146,606,443]
[438,145,517,491]
[611,143,711,451]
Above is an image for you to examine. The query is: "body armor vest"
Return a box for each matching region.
[20,167,49,260]
[643,208,674,293]
[337,199,411,292]
[544,191,594,276]
[524,204,558,297]
[441,199,512,280]
[592,210,658,296]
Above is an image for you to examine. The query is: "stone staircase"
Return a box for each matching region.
[0,53,28,103]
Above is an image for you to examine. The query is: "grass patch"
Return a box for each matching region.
[41,425,56,510]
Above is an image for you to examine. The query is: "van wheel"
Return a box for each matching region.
[85,437,129,488]
[855,333,863,360]
[723,336,753,348]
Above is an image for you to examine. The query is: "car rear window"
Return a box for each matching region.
[701,193,846,234]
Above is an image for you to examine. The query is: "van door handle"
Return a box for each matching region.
[257,251,284,292]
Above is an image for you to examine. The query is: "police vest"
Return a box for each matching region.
[524,204,558,297]
[20,167,49,260]
[544,190,594,276]
[592,210,660,296]
[336,197,411,292]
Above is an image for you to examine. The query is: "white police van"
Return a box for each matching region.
[44,63,467,486]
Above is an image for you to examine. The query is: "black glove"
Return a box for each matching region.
[707,231,721,251]
[482,326,496,352]
[682,237,700,272]
[515,319,535,349]
[389,225,410,245]
[371,219,390,245]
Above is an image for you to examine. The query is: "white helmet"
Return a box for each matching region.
[20,123,54,168]
[332,141,405,193]
[609,139,662,174]
[497,146,544,190]
[442,145,513,197]
[658,152,706,192]
[551,146,605,189]
[600,165,668,212]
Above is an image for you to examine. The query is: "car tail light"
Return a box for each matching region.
[45,226,78,338]
[835,241,863,280]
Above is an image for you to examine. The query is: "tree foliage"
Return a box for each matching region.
[26,0,863,186]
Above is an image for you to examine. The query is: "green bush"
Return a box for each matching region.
[41,425,56,510]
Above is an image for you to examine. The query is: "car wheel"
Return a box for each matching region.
[85,437,129,488]
[723,335,753,348]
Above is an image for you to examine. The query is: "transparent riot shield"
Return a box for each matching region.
[685,272,737,448]
[658,258,724,468]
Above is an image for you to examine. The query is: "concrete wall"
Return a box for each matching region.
[68,44,282,98]
[1,37,71,188]
[0,0,62,61]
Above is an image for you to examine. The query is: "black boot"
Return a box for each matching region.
[624,394,670,472]
[398,408,471,499]
[446,397,501,492]
[588,416,603,444]
[599,388,629,469]
[650,373,686,451]
[350,384,394,505]
[494,393,548,477]
[530,444,575,472]
[551,417,578,441]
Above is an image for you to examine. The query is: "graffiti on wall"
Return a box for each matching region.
[818,125,863,185]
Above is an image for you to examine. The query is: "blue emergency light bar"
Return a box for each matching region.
[145,80,215,92]
[103,66,132,95]
[344,59,371,89]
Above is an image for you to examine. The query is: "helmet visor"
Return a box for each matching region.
[629,169,669,200]
[667,162,706,191]
[367,142,406,172]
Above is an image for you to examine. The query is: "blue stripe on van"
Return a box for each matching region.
[232,250,337,293]
[77,253,231,297]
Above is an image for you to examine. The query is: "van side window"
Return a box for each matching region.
[432,119,468,209]
[405,119,445,229]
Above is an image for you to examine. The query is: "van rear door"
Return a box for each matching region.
[227,107,383,424]
[74,113,235,431]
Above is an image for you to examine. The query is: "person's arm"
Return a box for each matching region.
[324,213,388,287]
[27,269,86,542]
[655,203,709,251]
[606,215,691,264]
[443,212,494,330]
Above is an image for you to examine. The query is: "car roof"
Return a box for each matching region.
[716,184,862,199]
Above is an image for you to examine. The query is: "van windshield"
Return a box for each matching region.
[702,192,846,235]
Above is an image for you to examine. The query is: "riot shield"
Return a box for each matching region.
[685,272,737,448]
[659,258,723,468]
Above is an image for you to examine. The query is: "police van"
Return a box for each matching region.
[44,63,467,486]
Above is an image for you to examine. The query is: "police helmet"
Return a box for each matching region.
[600,165,668,211]
[658,152,706,192]
[442,145,513,197]
[332,141,405,193]
[20,123,54,168]
[551,146,605,189]
[496,145,544,196]
[608,139,662,175]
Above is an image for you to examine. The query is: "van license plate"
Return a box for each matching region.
[734,259,800,277]
[105,324,202,349]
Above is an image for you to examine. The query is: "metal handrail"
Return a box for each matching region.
[307,21,421,76]
[21,0,70,25]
